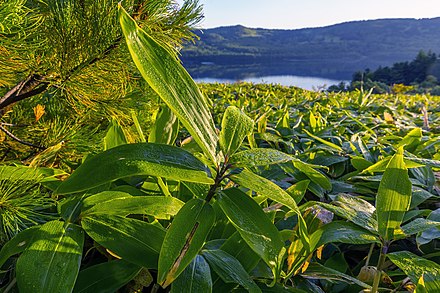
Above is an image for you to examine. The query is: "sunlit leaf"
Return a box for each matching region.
[220,106,254,156]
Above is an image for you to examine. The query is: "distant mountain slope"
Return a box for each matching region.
[181,18,440,78]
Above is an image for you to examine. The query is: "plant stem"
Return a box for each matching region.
[3,278,17,293]
[204,162,231,203]
[371,244,389,293]
[365,243,375,266]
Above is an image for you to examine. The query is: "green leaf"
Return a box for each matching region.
[202,250,261,293]
[400,218,440,237]
[119,6,219,164]
[104,119,127,150]
[418,208,440,245]
[170,255,212,293]
[388,251,440,289]
[303,129,343,152]
[220,232,260,273]
[230,169,300,214]
[376,147,412,241]
[81,215,164,269]
[73,260,141,293]
[217,188,285,281]
[301,263,371,289]
[158,199,215,288]
[149,105,179,145]
[0,226,40,268]
[16,221,84,293]
[290,160,332,191]
[286,180,310,204]
[81,191,184,219]
[219,106,254,156]
[318,193,377,233]
[310,221,380,248]
[396,128,422,149]
[56,143,214,194]
[231,148,295,167]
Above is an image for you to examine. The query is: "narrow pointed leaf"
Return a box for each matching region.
[158,199,215,288]
[202,250,261,293]
[73,260,141,293]
[56,143,213,194]
[217,188,285,281]
[318,193,377,233]
[376,147,412,241]
[170,255,212,293]
[231,148,296,167]
[119,6,219,164]
[81,215,165,269]
[310,221,380,248]
[388,251,440,291]
[220,232,260,273]
[16,221,84,293]
[0,226,40,268]
[301,263,371,289]
[220,106,254,156]
[149,105,179,145]
[401,218,440,237]
[81,191,184,219]
[104,119,127,150]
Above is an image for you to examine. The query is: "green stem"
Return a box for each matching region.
[371,244,388,293]
[3,278,17,293]
[365,243,375,267]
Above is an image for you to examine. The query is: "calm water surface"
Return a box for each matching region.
[194,75,347,91]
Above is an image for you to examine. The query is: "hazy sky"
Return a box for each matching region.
[177,0,440,29]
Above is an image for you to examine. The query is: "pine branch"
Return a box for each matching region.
[0,124,46,149]
[0,74,48,111]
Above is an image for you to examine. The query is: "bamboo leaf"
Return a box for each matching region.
[376,147,412,241]
[81,191,184,219]
[104,119,127,150]
[400,218,440,237]
[202,249,261,293]
[318,193,378,233]
[81,215,165,269]
[149,105,179,145]
[388,251,440,291]
[170,255,212,293]
[16,221,84,293]
[217,188,285,281]
[231,148,296,167]
[119,6,219,164]
[73,260,141,293]
[158,199,215,288]
[301,263,371,289]
[56,143,213,194]
[219,106,254,156]
[0,226,40,268]
[310,221,380,248]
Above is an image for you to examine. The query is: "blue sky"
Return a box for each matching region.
[177,0,440,29]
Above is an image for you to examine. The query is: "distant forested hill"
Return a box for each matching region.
[181,18,440,78]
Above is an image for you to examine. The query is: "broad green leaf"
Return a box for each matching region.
[396,128,422,149]
[158,199,215,288]
[119,6,219,164]
[231,148,295,167]
[218,188,285,281]
[415,274,440,293]
[81,215,164,269]
[0,226,40,268]
[318,194,377,233]
[104,119,127,150]
[202,250,261,293]
[16,221,84,293]
[303,129,343,152]
[170,255,212,293]
[230,169,300,214]
[220,232,260,273]
[220,106,254,156]
[400,218,440,237]
[418,208,440,245]
[310,221,380,248]
[404,157,440,168]
[301,263,371,289]
[56,143,214,194]
[0,165,66,182]
[290,160,331,191]
[149,105,179,145]
[73,260,141,293]
[376,147,412,241]
[286,180,310,204]
[81,191,184,219]
[388,251,440,289]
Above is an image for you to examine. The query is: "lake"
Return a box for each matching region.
[183,60,352,90]
[194,75,347,91]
